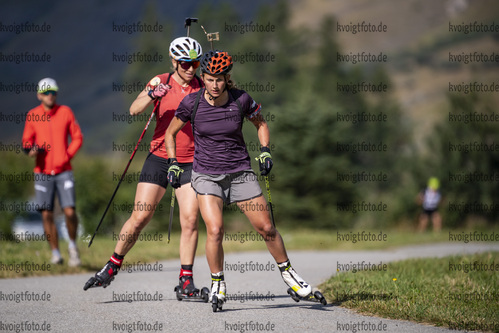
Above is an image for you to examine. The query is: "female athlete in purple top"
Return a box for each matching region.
[175,87,260,174]
[165,50,313,310]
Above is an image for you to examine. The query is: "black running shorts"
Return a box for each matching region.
[139,153,192,189]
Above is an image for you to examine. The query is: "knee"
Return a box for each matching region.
[41,211,55,223]
[180,213,198,233]
[64,207,77,220]
[258,223,276,240]
[42,210,54,218]
[206,225,224,242]
[130,212,151,232]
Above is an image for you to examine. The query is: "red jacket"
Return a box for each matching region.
[22,104,83,175]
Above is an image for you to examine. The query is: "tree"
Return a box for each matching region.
[424,92,499,226]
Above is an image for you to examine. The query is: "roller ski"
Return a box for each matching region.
[210,276,226,312]
[83,260,120,290]
[174,272,209,302]
[287,288,327,306]
[278,260,326,305]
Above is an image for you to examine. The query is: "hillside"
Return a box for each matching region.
[0,0,273,152]
[289,0,499,149]
[1,0,497,153]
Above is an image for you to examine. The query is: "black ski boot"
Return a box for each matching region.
[178,274,199,296]
[174,269,210,302]
[83,260,120,290]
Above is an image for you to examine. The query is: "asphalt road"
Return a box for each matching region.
[1,242,497,333]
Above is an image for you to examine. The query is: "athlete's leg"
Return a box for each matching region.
[63,206,78,241]
[418,212,429,232]
[238,195,311,296]
[63,206,81,266]
[42,210,58,250]
[198,194,227,302]
[175,182,199,266]
[198,194,224,273]
[55,171,78,243]
[432,211,442,232]
[84,181,165,289]
[114,182,166,256]
[237,195,287,263]
[35,173,60,262]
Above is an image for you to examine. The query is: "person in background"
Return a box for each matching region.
[22,77,83,266]
[417,177,442,232]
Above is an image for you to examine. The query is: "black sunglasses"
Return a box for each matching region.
[179,61,200,70]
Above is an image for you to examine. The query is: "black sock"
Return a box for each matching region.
[110,252,124,267]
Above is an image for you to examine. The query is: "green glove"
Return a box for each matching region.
[167,158,184,188]
[255,147,273,176]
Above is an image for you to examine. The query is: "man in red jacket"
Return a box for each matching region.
[22,78,83,266]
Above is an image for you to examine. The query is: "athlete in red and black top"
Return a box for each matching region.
[85,37,204,294]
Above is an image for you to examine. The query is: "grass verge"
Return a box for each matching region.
[320,251,498,332]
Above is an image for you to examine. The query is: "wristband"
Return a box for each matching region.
[148,89,156,100]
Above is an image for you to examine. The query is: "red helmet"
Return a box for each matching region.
[201,50,233,75]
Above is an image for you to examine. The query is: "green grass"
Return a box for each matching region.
[0,228,494,279]
[320,252,499,332]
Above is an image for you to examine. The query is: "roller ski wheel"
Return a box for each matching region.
[287,288,327,306]
[201,287,210,303]
[287,288,300,302]
[83,277,98,291]
[174,286,210,303]
[212,295,224,312]
[83,275,115,290]
[83,261,119,290]
[314,291,328,306]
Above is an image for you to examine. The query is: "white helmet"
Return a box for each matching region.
[169,37,202,61]
[37,78,59,93]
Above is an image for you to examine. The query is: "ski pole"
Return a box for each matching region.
[200,25,220,50]
[265,176,275,227]
[168,187,175,243]
[88,100,161,248]
[184,17,198,37]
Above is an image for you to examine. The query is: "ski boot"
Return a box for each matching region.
[210,279,226,312]
[83,260,120,290]
[279,261,326,305]
[174,273,209,303]
[287,288,327,306]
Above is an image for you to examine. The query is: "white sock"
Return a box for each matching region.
[277,260,290,269]
[68,240,77,250]
[52,249,61,258]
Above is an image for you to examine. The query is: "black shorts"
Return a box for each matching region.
[422,208,437,217]
[139,153,192,189]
